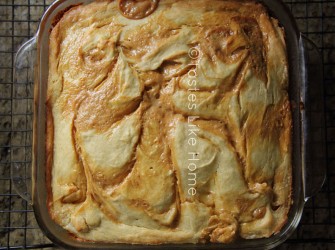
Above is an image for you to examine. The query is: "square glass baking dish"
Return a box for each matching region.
[12,0,327,249]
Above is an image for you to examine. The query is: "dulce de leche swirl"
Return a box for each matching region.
[46,0,292,244]
[118,0,159,19]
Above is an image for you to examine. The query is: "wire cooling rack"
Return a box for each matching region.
[0,0,334,249]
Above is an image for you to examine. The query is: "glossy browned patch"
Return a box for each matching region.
[118,0,160,19]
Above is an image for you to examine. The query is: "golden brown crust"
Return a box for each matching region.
[45,101,54,212]
[51,4,82,29]
[46,0,292,244]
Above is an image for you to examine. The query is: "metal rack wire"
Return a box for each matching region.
[1,1,54,248]
[0,0,334,249]
[280,1,335,248]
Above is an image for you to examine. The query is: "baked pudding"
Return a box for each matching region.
[46,0,292,244]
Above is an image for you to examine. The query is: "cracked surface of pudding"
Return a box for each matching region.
[46,0,292,244]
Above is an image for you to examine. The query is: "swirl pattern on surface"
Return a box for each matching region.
[47,0,291,244]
